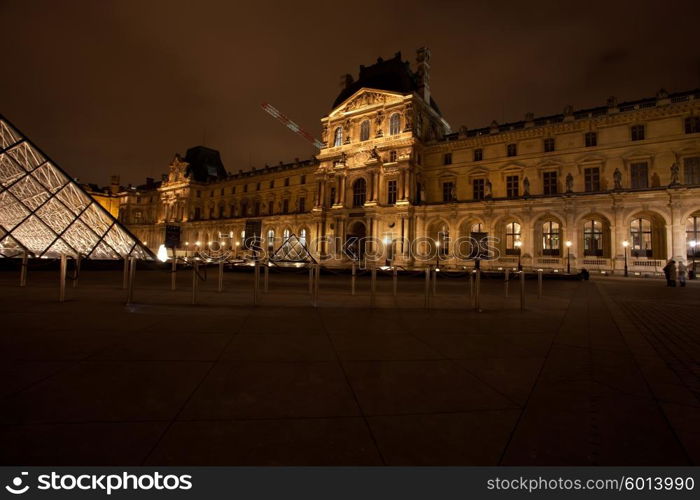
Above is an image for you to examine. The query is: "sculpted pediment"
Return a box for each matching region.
[328,88,405,118]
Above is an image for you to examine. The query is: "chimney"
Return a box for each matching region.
[416,47,431,104]
[109,175,120,194]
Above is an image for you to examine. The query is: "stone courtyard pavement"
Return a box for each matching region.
[0,266,698,465]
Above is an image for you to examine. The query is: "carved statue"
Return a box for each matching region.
[613,168,622,190]
[450,183,456,201]
[404,104,414,130]
[369,146,381,161]
[339,151,347,164]
[523,176,530,196]
[484,179,493,199]
[320,125,328,143]
[670,162,680,186]
[565,173,574,193]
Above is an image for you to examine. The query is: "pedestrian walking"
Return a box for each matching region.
[663,259,677,287]
[678,260,688,287]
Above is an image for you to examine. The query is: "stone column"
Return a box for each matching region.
[340,175,346,206]
[372,171,379,201]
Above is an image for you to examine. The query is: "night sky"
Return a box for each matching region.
[2,0,699,186]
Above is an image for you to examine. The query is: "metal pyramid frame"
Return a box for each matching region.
[270,233,316,264]
[0,115,154,260]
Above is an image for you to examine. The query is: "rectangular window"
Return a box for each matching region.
[300,175,306,185]
[444,153,452,165]
[282,199,289,214]
[387,180,397,205]
[284,177,290,187]
[631,124,645,141]
[269,180,274,188]
[584,167,600,192]
[506,175,519,198]
[298,197,305,212]
[254,202,260,216]
[196,190,201,198]
[543,171,558,195]
[231,186,236,194]
[442,181,455,202]
[243,185,248,193]
[256,182,261,191]
[630,162,649,189]
[544,137,555,152]
[268,200,273,214]
[686,117,700,134]
[684,156,700,184]
[193,207,200,220]
[507,143,517,157]
[473,148,483,162]
[585,132,597,147]
[473,178,485,200]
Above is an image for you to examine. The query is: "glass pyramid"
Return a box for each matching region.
[0,115,154,260]
[270,234,316,264]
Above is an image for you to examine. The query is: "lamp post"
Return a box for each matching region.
[690,240,697,279]
[622,240,629,277]
[514,239,523,271]
[565,240,572,274]
[435,240,441,270]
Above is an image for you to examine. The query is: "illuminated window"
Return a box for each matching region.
[505,222,521,255]
[542,221,560,255]
[267,229,275,251]
[299,228,307,246]
[630,218,652,257]
[583,219,603,256]
[687,215,700,258]
[389,150,397,162]
[387,180,397,205]
[360,120,370,141]
[352,178,366,207]
[333,127,343,146]
[389,113,401,135]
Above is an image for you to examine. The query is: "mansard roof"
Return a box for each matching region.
[184,146,227,182]
[332,51,441,114]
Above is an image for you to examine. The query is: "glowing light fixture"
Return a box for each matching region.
[157,244,169,262]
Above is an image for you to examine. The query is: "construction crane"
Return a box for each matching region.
[261,102,325,150]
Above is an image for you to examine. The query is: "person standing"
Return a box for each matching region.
[663,259,677,287]
[678,260,688,287]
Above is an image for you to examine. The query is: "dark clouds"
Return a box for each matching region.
[1,0,699,185]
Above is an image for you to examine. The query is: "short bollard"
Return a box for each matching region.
[20,251,28,287]
[126,256,136,305]
[432,267,437,296]
[122,257,129,289]
[218,261,224,292]
[370,266,377,308]
[253,261,260,305]
[504,268,510,297]
[537,269,543,299]
[59,254,67,302]
[192,260,199,305]
[171,257,177,291]
[351,262,356,296]
[308,266,314,295]
[392,267,397,297]
[264,264,269,292]
[72,254,81,289]
[520,270,525,312]
[474,269,481,312]
[424,267,431,309]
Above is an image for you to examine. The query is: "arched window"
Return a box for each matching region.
[267,229,275,252]
[299,228,307,246]
[389,113,401,135]
[505,222,521,255]
[283,228,290,240]
[687,215,700,258]
[583,219,603,256]
[630,218,652,257]
[470,223,484,234]
[389,150,397,162]
[542,221,560,256]
[360,120,370,141]
[333,127,343,147]
[352,178,366,207]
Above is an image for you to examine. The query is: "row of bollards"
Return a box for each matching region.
[41,257,544,311]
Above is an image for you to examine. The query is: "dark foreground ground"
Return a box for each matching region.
[0,265,698,465]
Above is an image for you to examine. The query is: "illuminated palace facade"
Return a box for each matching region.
[118,49,700,272]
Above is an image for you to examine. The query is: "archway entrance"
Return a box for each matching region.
[345,220,367,260]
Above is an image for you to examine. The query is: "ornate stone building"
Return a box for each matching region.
[118,49,700,273]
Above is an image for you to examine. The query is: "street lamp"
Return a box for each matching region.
[622,240,629,277]
[435,240,441,269]
[514,239,523,271]
[565,240,572,274]
[690,240,697,280]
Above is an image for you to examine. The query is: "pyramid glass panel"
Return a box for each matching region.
[0,115,153,260]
